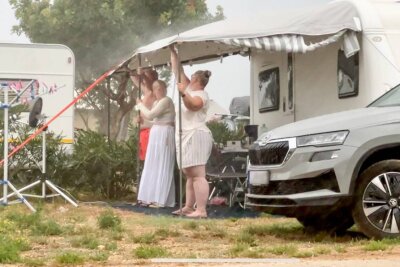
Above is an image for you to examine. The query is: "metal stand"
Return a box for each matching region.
[1,127,78,207]
[0,84,36,211]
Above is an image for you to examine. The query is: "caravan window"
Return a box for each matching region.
[337,50,359,98]
[258,67,280,112]
[288,54,294,110]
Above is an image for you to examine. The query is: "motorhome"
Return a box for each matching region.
[113,0,400,136]
[0,43,75,143]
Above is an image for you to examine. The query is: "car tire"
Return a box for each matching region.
[353,160,400,239]
[296,208,354,234]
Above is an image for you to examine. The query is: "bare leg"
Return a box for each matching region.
[186,165,209,218]
[172,169,195,215]
[184,177,196,209]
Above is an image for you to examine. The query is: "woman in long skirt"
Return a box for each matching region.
[136,80,176,207]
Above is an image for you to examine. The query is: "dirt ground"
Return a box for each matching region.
[2,203,400,266]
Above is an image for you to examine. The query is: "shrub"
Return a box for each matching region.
[71,130,137,199]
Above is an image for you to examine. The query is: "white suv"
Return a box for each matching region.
[246,83,400,239]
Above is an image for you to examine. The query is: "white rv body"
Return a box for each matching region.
[250,0,400,132]
[0,43,75,143]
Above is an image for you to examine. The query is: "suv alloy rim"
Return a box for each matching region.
[362,172,400,234]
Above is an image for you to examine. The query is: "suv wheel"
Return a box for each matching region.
[353,160,400,239]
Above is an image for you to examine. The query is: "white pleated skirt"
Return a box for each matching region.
[176,129,213,169]
[138,125,175,207]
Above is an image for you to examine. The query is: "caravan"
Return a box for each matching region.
[0,43,75,144]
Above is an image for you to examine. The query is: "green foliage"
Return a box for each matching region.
[0,236,30,264]
[133,245,168,259]
[55,251,85,265]
[71,235,100,250]
[72,130,137,198]
[268,244,298,256]
[89,251,109,262]
[363,240,390,251]
[32,220,64,236]
[97,210,122,230]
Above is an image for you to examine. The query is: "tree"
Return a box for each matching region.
[10,0,224,139]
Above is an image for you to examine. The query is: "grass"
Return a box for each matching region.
[1,203,399,265]
[132,233,158,244]
[55,251,85,265]
[363,240,391,251]
[32,220,63,236]
[0,235,31,264]
[21,258,46,267]
[97,209,122,230]
[268,244,298,256]
[71,234,100,249]
[133,245,168,259]
[89,251,109,262]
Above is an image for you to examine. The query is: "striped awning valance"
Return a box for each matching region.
[218,30,359,58]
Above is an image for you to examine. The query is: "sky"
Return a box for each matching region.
[0,0,330,110]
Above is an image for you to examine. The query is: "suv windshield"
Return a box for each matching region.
[369,84,400,107]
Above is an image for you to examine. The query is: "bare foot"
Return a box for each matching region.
[171,207,195,215]
[185,210,207,219]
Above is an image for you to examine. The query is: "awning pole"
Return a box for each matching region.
[136,54,142,202]
[177,45,183,216]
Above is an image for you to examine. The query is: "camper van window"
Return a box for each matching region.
[258,67,280,113]
[288,54,294,110]
[337,50,359,98]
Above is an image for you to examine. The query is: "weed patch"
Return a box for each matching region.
[97,210,122,230]
[89,251,109,262]
[32,220,63,236]
[268,244,298,256]
[55,251,85,265]
[132,233,158,244]
[133,245,168,259]
[71,234,100,249]
[363,240,390,251]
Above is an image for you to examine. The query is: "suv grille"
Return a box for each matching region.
[249,141,289,165]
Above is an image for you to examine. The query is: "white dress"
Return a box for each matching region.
[175,88,213,169]
[137,97,176,207]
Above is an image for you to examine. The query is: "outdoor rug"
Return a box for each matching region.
[113,203,260,219]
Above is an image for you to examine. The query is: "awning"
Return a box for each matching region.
[219,30,360,58]
[110,1,362,75]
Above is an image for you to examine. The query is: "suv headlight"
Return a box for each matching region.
[297,131,349,147]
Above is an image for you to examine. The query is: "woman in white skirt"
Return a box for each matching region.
[136,80,176,207]
[170,46,213,218]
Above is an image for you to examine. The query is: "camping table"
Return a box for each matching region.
[206,148,248,208]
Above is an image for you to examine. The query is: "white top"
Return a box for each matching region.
[138,96,175,124]
[178,88,210,133]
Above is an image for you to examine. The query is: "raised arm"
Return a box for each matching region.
[130,69,152,90]
[170,45,190,87]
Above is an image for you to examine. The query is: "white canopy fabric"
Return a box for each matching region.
[110,0,362,74]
